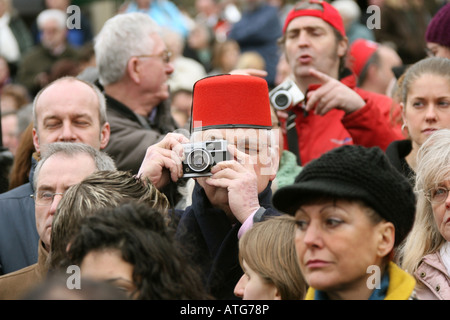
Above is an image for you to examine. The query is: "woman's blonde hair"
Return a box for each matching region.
[238,215,307,300]
[400,129,450,273]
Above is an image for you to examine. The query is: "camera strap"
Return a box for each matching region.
[286,110,301,166]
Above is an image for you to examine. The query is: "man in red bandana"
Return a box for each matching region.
[277,0,404,166]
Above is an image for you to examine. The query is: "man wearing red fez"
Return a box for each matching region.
[278,0,405,166]
[137,74,281,299]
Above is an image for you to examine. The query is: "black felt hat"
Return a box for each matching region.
[272,145,416,246]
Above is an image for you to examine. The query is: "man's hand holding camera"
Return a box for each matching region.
[138,132,262,224]
[204,144,260,224]
[137,133,188,189]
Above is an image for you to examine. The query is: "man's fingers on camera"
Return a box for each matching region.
[210,161,240,179]
[204,176,231,189]
[159,132,189,150]
[150,146,182,166]
[210,165,240,179]
[228,144,253,166]
[137,154,179,188]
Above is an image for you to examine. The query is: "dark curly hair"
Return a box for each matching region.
[66,201,210,300]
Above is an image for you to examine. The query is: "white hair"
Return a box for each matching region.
[332,0,361,22]
[37,9,67,30]
[94,12,162,86]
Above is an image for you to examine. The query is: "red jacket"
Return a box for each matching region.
[280,73,405,165]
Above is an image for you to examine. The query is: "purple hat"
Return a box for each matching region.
[425,3,450,47]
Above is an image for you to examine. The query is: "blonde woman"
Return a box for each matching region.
[400,129,450,300]
[386,57,450,185]
[234,215,307,300]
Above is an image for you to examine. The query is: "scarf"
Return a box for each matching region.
[440,241,450,276]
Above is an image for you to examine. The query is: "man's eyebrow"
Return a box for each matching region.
[36,185,54,192]
[287,25,326,32]
[42,115,61,121]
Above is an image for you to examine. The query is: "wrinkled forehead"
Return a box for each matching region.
[191,128,273,145]
[35,80,100,116]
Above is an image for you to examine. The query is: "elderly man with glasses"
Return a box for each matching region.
[0,142,116,300]
[94,12,178,177]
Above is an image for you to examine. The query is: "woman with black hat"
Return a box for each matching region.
[272,144,417,300]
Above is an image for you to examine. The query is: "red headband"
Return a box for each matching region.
[283,0,346,37]
[191,74,272,132]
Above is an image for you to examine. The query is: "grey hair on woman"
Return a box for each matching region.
[400,129,450,273]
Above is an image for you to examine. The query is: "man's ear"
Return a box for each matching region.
[127,57,141,84]
[99,122,111,149]
[337,37,349,59]
[366,63,378,79]
[32,127,40,154]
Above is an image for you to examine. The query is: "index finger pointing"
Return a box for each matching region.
[308,68,333,83]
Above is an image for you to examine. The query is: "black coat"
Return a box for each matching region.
[385,139,415,187]
[175,181,279,299]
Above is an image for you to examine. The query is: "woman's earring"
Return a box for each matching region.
[401,122,407,132]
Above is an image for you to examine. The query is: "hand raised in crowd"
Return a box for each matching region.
[305,68,366,116]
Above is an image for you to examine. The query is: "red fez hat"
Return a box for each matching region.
[348,39,379,77]
[190,74,272,132]
[283,0,346,37]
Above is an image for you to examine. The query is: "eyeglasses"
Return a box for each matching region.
[30,191,65,206]
[135,50,172,64]
[425,187,449,204]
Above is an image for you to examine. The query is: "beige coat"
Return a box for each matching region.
[0,242,48,300]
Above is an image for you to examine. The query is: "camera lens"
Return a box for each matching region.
[187,149,211,172]
[272,91,291,110]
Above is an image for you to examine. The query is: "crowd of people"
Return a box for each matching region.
[0,0,449,302]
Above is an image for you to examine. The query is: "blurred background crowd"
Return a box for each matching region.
[1,0,447,165]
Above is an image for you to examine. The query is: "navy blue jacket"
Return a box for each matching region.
[0,158,39,275]
[228,4,281,87]
[175,181,279,300]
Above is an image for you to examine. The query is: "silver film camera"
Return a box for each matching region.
[269,79,305,111]
[182,140,231,178]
